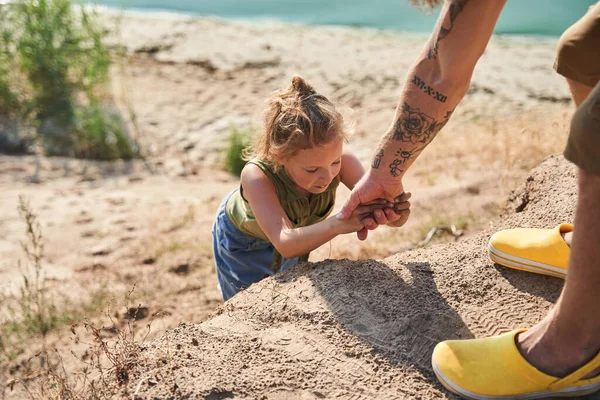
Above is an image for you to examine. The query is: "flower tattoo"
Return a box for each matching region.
[393,102,435,144]
[393,102,454,147]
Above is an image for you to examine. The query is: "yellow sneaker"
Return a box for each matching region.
[432,330,600,399]
[488,224,573,279]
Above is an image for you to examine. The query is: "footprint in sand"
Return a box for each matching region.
[75,216,94,224]
[169,263,190,275]
[104,197,126,206]
[75,210,93,224]
[76,263,106,272]
[90,244,113,256]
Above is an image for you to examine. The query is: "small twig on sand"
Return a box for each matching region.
[419,224,464,247]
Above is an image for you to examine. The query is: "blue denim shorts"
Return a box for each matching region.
[212,190,299,301]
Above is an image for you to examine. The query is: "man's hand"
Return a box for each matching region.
[339,169,410,240]
[383,192,411,227]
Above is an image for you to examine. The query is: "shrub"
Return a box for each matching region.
[73,102,137,160]
[0,0,138,160]
[224,125,254,176]
[0,4,30,154]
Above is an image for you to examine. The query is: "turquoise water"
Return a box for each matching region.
[93,0,597,36]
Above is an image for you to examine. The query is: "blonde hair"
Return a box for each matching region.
[410,0,443,9]
[245,75,347,166]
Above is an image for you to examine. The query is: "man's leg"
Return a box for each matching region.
[517,167,600,377]
[567,78,594,106]
[488,4,599,274]
[561,78,593,246]
[519,76,600,377]
[543,7,600,356]
[433,83,600,398]
[555,1,599,249]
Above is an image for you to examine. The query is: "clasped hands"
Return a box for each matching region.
[337,171,411,241]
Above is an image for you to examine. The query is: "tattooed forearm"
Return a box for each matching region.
[387,104,453,177]
[392,102,453,145]
[412,75,447,103]
[372,149,384,169]
[428,0,469,60]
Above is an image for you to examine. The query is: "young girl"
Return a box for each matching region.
[212,76,408,301]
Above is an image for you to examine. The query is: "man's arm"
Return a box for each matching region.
[340,0,507,221]
[372,0,506,182]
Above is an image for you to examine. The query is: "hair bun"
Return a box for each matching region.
[290,75,315,96]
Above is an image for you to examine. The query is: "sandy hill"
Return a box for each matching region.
[124,155,588,400]
[0,12,583,400]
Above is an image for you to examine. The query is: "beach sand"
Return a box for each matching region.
[126,155,575,399]
[0,10,580,399]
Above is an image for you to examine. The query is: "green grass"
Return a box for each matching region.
[73,102,138,160]
[224,125,255,176]
[0,0,139,160]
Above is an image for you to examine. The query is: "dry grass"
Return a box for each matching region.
[0,199,180,399]
[412,105,571,189]
[1,197,64,364]
[6,296,159,400]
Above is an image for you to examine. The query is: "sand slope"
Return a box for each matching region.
[0,12,583,400]
[125,155,585,399]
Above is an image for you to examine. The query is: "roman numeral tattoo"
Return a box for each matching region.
[428,0,469,60]
[413,75,426,90]
[413,75,447,103]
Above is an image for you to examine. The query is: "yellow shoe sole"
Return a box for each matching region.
[432,357,600,399]
[488,242,567,280]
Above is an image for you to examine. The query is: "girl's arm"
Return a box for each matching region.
[338,151,365,191]
[241,163,381,259]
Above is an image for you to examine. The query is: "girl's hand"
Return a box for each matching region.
[334,200,395,235]
[339,169,410,240]
[353,192,411,240]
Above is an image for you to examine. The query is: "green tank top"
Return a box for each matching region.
[225,159,339,268]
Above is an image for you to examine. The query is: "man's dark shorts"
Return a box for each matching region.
[555,2,600,175]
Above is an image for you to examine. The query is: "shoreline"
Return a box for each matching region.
[92,6,572,180]
[101,8,567,110]
[96,6,563,41]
